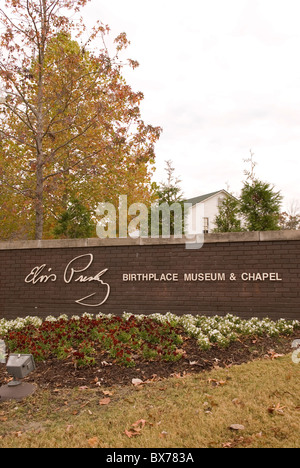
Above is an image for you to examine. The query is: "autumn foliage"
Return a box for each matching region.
[0,0,161,239]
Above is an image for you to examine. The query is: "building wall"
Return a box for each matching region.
[0,231,300,321]
[202,193,226,232]
[186,192,227,233]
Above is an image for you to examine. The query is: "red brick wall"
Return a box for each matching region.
[0,234,299,321]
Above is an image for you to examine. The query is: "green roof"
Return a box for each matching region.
[184,190,224,206]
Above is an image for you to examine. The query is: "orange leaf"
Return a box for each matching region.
[124,419,147,438]
[132,419,146,430]
[124,429,137,439]
[88,437,99,448]
[208,378,227,387]
[99,397,111,406]
[268,403,285,415]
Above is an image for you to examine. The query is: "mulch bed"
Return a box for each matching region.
[0,332,298,390]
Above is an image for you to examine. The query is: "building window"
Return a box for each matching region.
[203,217,209,234]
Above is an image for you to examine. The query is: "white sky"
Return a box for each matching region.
[83,0,300,210]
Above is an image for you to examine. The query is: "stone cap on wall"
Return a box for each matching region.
[0,230,300,250]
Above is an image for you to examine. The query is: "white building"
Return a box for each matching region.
[185,189,234,234]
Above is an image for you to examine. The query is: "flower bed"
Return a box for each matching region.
[0,312,299,369]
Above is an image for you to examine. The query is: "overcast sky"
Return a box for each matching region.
[84,0,300,210]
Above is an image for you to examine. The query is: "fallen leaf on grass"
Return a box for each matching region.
[265,350,284,360]
[132,378,144,386]
[132,419,147,430]
[232,398,245,408]
[124,419,147,438]
[223,436,247,448]
[223,441,234,448]
[223,432,263,448]
[88,437,100,448]
[268,403,286,415]
[170,372,184,379]
[99,397,111,406]
[170,371,191,381]
[208,378,227,387]
[229,424,245,431]
[124,429,137,439]
[203,398,218,414]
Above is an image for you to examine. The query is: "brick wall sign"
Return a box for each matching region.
[0,231,300,321]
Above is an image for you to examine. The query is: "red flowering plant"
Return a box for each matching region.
[1,315,184,368]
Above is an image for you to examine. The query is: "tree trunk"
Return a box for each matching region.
[34,0,47,240]
[35,93,44,240]
[35,158,44,240]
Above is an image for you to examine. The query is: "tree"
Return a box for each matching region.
[0,0,161,240]
[213,195,242,233]
[240,180,282,231]
[53,197,95,238]
[279,201,300,230]
[155,160,184,205]
[279,211,300,230]
[240,153,282,231]
[150,160,186,237]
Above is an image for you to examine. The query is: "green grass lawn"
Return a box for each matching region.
[0,354,299,448]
